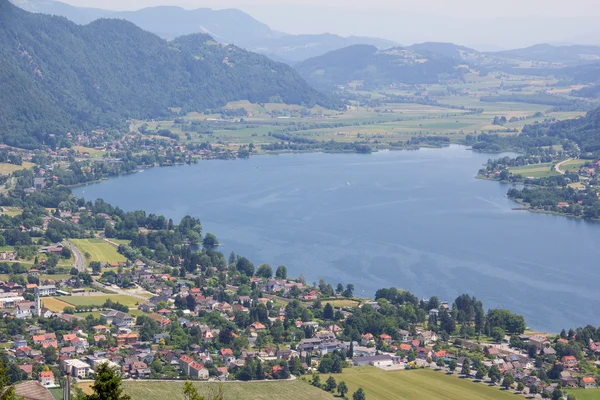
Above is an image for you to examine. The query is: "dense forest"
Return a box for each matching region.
[295,44,467,89]
[521,107,600,154]
[0,0,338,149]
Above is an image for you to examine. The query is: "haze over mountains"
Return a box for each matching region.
[11,0,398,62]
[296,42,600,89]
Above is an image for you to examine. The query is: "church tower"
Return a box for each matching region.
[34,287,41,317]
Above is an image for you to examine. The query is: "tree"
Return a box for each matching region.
[517,381,525,392]
[448,360,457,372]
[475,366,486,380]
[236,257,254,277]
[502,373,514,389]
[61,247,72,259]
[323,303,334,320]
[488,365,501,384]
[491,327,505,343]
[352,388,366,400]
[461,359,470,376]
[343,284,354,298]
[311,373,320,387]
[186,295,197,311]
[336,283,344,294]
[551,389,563,400]
[325,376,337,392]
[436,358,445,369]
[182,381,223,400]
[90,261,102,275]
[529,384,538,395]
[256,264,273,279]
[275,265,287,279]
[0,358,19,400]
[202,233,218,250]
[338,381,348,398]
[86,363,131,400]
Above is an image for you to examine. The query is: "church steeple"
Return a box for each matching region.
[34,287,41,317]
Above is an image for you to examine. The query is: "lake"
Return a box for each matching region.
[74,145,600,332]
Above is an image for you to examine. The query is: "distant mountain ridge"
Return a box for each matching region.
[11,0,398,62]
[491,43,600,65]
[0,0,337,149]
[295,44,469,88]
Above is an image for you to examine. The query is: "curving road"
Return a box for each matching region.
[64,240,85,272]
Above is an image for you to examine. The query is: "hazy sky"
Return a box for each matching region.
[58,0,600,49]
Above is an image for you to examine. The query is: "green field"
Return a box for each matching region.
[567,389,600,399]
[61,294,142,308]
[559,159,586,173]
[42,297,73,312]
[323,299,361,308]
[0,162,35,174]
[70,239,126,266]
[509,163,559,178]
[77,379,334,400]
[321,367,517,400]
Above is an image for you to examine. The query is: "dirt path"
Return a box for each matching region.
[554,159,572,175]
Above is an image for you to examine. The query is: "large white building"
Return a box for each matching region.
[61,359,90,379]
[37,285,56,297]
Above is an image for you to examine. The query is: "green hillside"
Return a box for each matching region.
[0,0,337,149]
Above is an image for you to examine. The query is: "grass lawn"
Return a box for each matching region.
[567,389,600,399]
[42,297,73,312]
[559,159,586,173]
[509,163,559,178]
[0,162,35,174]
[323,299,361,308]
[62,294,143,308]
[1,207,22,217]
[321,367,517,400]
[49,387,63,400]
[76,379,334,400]
[70,239,126,266]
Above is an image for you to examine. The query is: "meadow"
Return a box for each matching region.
[76,379,334,400]
[70,239,126,266]
[0,162,35,174]
[509,163,559,178]
[321,367,518,400]
[41,297,72,312]
[566,389,600,399]
[61,294,142,308]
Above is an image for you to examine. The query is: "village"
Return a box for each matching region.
[0,129,597,400]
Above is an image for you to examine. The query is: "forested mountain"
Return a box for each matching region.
[491,44,600,66]
[522,107,600,153]
[250,34,398,63]
[407,42,478,59]
[295,44,467,88]
[0,0,337,149]
[11,0,397,63]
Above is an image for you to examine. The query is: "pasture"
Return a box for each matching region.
[70,239,126,266]
[321,367,518,400]
[61,294,142,308]
[76,379,334,400]
[0,162,35,174]
[567,389,600,400]
[509,163,559,178]
[41,297,72,312]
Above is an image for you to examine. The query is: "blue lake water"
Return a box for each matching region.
[74,145,600,332]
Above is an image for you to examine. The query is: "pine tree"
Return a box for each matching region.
[86,363,131,400]
[0,359,19,400]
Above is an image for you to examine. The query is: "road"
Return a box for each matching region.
[554,159,573,175]
[64,240,85,272]
[65,239,149,303]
